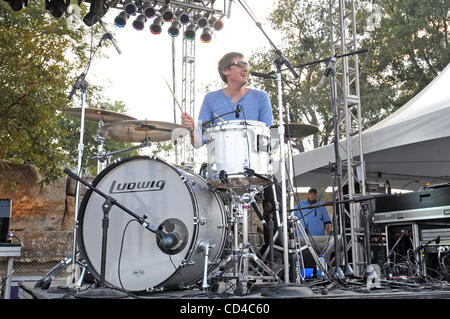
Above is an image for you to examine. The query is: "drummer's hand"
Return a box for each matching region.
[181,112,195,132]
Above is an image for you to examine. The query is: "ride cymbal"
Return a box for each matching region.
[270,123,319,139]
[63,107,137,122]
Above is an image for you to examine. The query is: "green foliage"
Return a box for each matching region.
[0,1,120,184]
[249,0,450,150]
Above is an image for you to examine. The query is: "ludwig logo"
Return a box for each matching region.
[109,179,166,194]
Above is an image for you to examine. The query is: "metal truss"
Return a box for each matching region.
[329,0,366,276]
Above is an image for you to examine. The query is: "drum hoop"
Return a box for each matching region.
[76,155,200,290]
[205,120,270,131]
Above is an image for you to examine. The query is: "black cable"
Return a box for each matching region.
[117,218,139,292]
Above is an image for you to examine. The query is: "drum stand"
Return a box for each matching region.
[91,136,152,173]
[93,121,107,173]
[208,189,279,295]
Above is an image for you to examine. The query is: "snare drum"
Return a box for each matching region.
[203,120,272,189]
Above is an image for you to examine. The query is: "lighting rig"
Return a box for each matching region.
[4,0,225,42]
[110,0,225,43]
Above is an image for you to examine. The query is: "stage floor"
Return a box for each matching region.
[18,277,450,300]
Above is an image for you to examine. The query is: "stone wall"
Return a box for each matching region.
[0,162,90,260]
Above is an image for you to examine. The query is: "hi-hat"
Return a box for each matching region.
[63,107,137,122]
[98,120,190,142]
[271,123,318,140]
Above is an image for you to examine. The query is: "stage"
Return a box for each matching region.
[17,276,450,300]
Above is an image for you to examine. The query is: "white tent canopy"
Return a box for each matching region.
[278,62,450,191]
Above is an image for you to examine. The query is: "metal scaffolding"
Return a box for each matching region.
[329,0,367,276]
[180,34,196,167]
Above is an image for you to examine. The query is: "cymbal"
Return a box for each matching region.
[270,123,319,139]
[63,108,137,122]
[98,120,190,143]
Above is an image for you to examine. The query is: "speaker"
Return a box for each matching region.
[0,199,11,242]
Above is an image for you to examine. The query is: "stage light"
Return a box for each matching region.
[209,17,224,31]
[132,14,147,30]
[142,2,156,18]
[150,16,164,34]
[168,21,181,37]
[82,0,108,26]
[176,10,190,24]
[194,14,208,28]
[6,0,28,11]
[45,0,67,18]
[114,11,129,27]
[123,0,137,15]
[200,27,212,43]
[184,24,196,40]
[160,6,174,22]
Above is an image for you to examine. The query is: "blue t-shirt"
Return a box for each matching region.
[294,200,331,236]
[195,89,273,143]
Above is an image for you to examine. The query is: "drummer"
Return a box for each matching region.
[181,52,273,147]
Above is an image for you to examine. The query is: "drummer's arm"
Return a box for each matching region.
[190,129,203,148]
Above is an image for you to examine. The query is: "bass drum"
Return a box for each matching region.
[77,156,227,292]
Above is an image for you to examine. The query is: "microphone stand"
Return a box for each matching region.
[66,31,120,289]
[237,0,298,283]
[63,168,166,296]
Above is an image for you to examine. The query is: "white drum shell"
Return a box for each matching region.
[77,156,227,291]
[204,120,272,189]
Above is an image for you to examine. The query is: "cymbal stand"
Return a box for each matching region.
[90,139,152,164]
[66,31,119,288]
[290,215,329,279]
[208,189,279,295]
[67,73,88,289]
[93,119,107,174]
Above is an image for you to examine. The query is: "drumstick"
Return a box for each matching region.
[164,78,184,114]
[214,113,225,122]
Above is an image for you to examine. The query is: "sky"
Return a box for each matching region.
[89,0,280,124]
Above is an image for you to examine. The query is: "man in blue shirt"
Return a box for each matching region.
[181,52,273,147]
[294,188,331,236]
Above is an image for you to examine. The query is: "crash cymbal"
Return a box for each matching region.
[63,108,137,122]
[271,123,319,139]
[98,120,190,143]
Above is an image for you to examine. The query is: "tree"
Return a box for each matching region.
[0,1,116,184]
[249,0,450,151]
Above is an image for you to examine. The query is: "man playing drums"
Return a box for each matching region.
[181,51,273,146]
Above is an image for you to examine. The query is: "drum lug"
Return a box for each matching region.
[181,259,195,266]
[194,217,207,225]
[180,175,187,183]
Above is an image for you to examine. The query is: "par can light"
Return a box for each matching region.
[184,24,196,40]
[150,16,164,34]
[168,21,181,37]
[114,11,129,27]
[132,14,147,31]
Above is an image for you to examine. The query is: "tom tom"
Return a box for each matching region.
[203,120,272,190]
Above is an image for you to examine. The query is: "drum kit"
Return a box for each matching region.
[33,104,324,295]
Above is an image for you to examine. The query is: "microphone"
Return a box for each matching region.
[68,72,86,100]
[158,231,179,250]
[414,236,441,255]
[226,0,233,18]
[318,56,336,88]
[251,200,266,225]
[250,71,276,79]
[99,19,122,55]
[235,104,240,118]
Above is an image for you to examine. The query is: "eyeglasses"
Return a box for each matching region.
[226,61,249,69]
